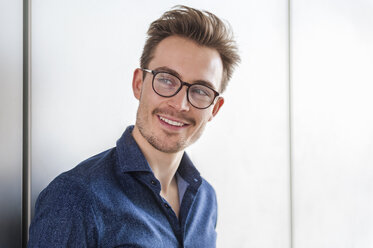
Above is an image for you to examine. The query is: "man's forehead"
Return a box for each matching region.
[149,36,223,91]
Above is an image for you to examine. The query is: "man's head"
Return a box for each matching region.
[140,5,240,93]
[132,6,240,154]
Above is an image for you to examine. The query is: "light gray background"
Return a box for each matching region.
[0,0,22,247]
[1,0,372,247]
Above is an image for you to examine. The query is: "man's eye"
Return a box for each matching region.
[156,73,179,87]
[191,87,210,97]
[158,78,174,85]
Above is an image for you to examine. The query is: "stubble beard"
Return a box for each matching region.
[135,102,204,154]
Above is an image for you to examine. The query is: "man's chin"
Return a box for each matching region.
[148,138,187,154]
[137,127,186,153]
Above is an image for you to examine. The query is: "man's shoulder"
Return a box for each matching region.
[28,148,119,247]
[69,147,116,179]
[39,147,117,201]
[199,177,217,200]
[200,177,215,189]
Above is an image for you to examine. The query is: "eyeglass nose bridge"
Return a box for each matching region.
[164,81,192,110]
[166,81,193,107]
[171,81,193,97]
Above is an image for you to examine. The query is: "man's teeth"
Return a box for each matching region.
[159,116,185,127]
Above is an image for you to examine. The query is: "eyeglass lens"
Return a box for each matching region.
[153,72,215,109]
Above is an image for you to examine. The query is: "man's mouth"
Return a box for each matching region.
[159,116,186,127]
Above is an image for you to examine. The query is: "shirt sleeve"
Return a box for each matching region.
[27,175,98,248]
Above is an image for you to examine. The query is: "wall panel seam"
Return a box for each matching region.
[22,0,31,247]
[288,0,294,248]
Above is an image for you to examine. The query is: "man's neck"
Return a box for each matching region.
[131,125,183,194]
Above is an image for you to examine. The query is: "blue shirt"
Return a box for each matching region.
[28,126,217,248]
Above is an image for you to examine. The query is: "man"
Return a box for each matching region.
[28,5,240,248]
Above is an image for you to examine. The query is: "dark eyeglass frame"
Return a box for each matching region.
[141,68,220,109]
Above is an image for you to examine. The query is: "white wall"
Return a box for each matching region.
[31,0,290,247]
[291,0,373,247]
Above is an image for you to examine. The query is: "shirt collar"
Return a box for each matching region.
[116,125,152,173]
[116,125,202,188]
[177,152,202,189]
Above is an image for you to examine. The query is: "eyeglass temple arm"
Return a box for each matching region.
[141,68,153,74]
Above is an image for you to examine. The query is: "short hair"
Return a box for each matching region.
[140,5,240,93]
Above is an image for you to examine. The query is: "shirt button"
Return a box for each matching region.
[164,203,170,209]
[151,180,156,185]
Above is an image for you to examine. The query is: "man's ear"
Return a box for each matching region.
[209,97,224,121]
[132,68,144,100]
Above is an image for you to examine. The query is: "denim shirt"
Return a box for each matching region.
[28,126,217,248]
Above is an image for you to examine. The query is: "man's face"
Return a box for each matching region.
[133,36,224,153]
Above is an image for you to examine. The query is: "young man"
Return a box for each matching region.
[28,5,240,247]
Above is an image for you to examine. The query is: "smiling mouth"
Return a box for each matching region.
[158,116,187,127]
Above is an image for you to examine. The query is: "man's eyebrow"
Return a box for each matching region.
[192,80,216,90]
[153,66,217,90]
[154,66,182,78]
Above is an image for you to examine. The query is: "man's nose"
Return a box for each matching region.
[167,87,190,112]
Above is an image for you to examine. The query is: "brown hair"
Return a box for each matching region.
[140,5,240,93]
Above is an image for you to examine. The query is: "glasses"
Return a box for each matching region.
[141,68,220,109]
